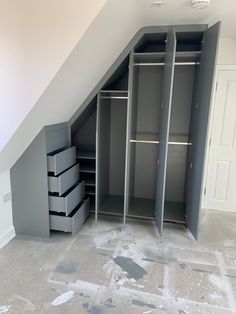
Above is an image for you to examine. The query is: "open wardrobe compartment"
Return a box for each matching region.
[11,23,220,239]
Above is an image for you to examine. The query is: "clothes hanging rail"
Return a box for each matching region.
[130,139,192,146]
[133,62,200,66]
[100,96,129,100]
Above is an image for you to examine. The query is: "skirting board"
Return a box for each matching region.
[0,226,15,250]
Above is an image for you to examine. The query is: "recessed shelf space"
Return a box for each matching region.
[127,142,159,218]
[84,177,95,186]
[128,198,155,219]
[97,89,128,217]
[79,158,96,174]
[134,33,166,53]
[133,52,165,65]
[80,165,96,173]
[99,195,124,216]
[102,57,129,91]
[164,201,186,224]
[176,31,203,52]
[175,51,201,63]
[77,150,96,160]
[85,185,95,196]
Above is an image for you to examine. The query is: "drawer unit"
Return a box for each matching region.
[49,181,85,216]
[47,146,76,175]
[50,198,90,235]
[48,164,79,196]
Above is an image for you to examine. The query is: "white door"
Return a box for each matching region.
[204,70,236,212]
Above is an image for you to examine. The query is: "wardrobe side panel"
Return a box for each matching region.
[109,99,127,196]
[10,129,50,237]
[155,29,176,234]
[186,22,221,239]
[98,99,111,205]
[136,66,163,137]
[124,52,135,215]
[133,67,163,200]
[166,66,195,202]
[96,98,100,221]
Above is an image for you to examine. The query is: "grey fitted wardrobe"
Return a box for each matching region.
[11,23,220,239]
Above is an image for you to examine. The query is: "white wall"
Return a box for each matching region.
[217,38,236,65]
[0,0,107,151]
[0,171,14,248]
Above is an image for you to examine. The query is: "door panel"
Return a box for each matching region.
[124,52,135,223]
[186,22,221,239]
[205,70,236,211]
[155,28,176,234]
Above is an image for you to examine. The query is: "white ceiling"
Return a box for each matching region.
[138,0,236,39]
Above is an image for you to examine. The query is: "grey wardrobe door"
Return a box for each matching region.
[124,51,134,223]
[155,28,176,234]
[186,22,221,239]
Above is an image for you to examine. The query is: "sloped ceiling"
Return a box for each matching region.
[0,0,236,173]
[0,0,108,151]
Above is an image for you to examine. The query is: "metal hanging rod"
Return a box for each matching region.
[130,139,159,144]
[100,96,129,100]
[130,139,192,146]
[133,62,200,66]
[169,141,192,146]
[100,90,128,93]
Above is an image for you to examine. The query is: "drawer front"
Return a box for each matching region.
[47,146,76,175]
[72,198,90,235]
[50,198,90,235]
[48,164,79,196]
[49,181,85,216]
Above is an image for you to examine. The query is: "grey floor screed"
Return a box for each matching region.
[0,209,236,313]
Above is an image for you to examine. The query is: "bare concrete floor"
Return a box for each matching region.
[0,210,236,313]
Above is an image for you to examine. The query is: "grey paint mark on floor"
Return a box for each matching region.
[179,310,187,314]
[192,268,212,274]
[79,292,90,298]
[102,297,115,308]
[82,302,89,310]
[113,256,147,280]
[131,299,157,309]
[179,263,187,269]
[88,306,104,314]
[55,261,77,274]
[142,257,157,263]
[225,274,236,279]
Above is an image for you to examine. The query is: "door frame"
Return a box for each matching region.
[202,65,236,210]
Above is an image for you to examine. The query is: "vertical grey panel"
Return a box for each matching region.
[45,123,70,154]
[136,66,163,139]
[98,96,111,210]
[95,96,100,224]
[10,129,50,237]
[186,22,221,239]
[124,52,134,222]
[109,99,127,196]
[165,66,196,203]
[155,28,176,234]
